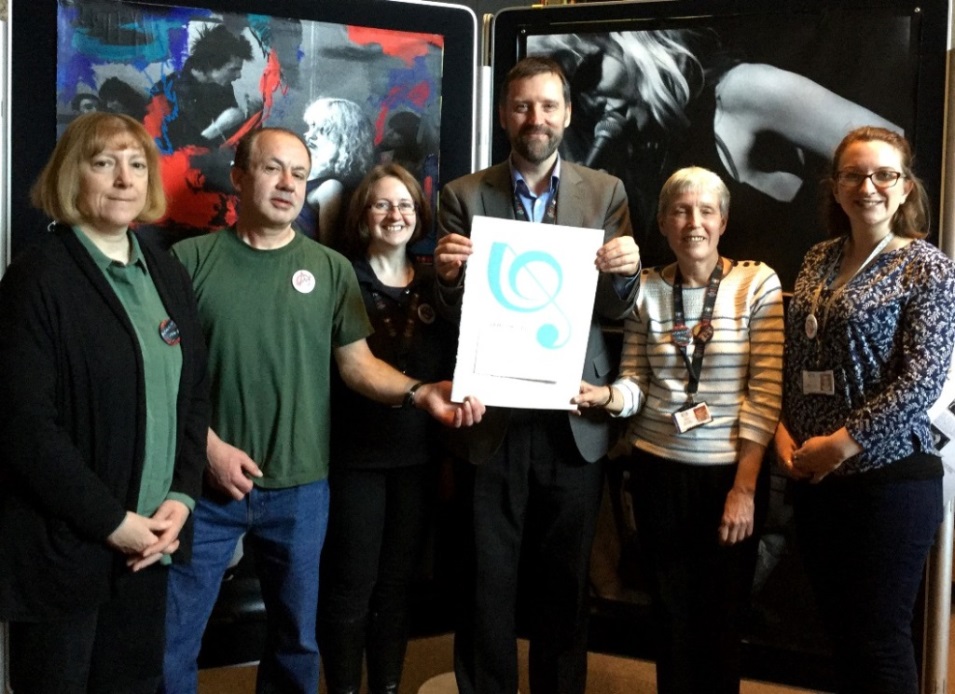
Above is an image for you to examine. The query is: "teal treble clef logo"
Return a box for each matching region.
[487,241,571,350]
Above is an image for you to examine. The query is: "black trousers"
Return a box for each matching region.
[319,464,432,691]
[629,452,764,694]
[10,564,169,694]
[453,411,604,694]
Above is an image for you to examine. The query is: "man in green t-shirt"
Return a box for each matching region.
[162,127,482,694]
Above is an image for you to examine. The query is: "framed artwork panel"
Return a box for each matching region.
[11,0,477,255]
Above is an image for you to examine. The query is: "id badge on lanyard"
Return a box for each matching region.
[670,261,722,434]
[800,234,890,399]
[672,400,713,433]
[802,370,835,396]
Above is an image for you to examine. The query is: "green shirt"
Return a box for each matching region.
[73,228,190,518]
[173,228,372,488]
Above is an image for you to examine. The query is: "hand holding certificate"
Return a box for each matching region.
[451,215,603,409]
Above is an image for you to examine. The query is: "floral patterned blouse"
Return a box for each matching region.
[783,237,955,476]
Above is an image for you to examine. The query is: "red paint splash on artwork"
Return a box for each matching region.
[347,26,443,66]
[143,93,171,139]
[157,147,237,230]
[259,49,286,119]
[225,112,264,148]
[372,82,432,144]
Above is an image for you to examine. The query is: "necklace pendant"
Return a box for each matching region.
[805,314,818,339]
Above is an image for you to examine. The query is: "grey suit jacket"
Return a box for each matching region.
[436,159,638,464]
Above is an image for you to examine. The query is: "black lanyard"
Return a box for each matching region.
[511,181,558,224]
[671,260,723,402]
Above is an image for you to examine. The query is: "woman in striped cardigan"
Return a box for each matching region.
[574,166,784,694]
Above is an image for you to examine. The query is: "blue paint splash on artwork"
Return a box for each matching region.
[379,55,438,111]
[57,2,206,100]
[247,14,273,54]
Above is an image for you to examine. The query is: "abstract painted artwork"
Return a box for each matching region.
[56,0,446,248]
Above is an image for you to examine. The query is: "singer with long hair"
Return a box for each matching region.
[531,29,899,286]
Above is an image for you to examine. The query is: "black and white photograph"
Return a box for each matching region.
[523,9,919,289]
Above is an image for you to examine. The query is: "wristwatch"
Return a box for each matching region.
[403,381,426,408]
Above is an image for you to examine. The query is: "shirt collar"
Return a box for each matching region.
[509,155,561,199]
[72,226,148,274]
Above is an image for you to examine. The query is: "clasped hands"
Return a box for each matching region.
[571,380,621,415]
[106,499,190,572]
[774,424,860,483]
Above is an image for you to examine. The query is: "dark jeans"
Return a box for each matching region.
[10,564,168,694]
[319,464,432,691]
[163,480,330,694]
[630,452,764,694]
[453,411,604,694]
[794,474,942,694]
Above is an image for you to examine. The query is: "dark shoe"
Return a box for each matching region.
[319,617,366,694]
[366,612,408,694]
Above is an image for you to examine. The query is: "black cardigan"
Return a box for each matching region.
[0,224,209,620]
[329,258,457,469]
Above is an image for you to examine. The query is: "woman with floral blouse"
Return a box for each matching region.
[775,126,955,694]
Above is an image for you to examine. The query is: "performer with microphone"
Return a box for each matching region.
[583,108,627,169]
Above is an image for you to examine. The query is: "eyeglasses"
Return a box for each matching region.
[834,170,906,189]
[369,200,417,214]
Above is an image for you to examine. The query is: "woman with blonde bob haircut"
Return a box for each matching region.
[31,112,167,226]
[301,97,375,246]
[0,110,209,693]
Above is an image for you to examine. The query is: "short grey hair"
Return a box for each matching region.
[657,166,730,219]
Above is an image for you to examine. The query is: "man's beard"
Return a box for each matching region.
[512,125,562,164]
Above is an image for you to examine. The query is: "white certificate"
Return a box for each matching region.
[451,215,603,409]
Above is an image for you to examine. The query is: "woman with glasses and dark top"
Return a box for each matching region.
[318,163,457,694]
[775,126,955,693]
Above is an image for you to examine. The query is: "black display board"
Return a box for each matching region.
[491,2,949,687]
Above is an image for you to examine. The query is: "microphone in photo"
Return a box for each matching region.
[583,110,626,169]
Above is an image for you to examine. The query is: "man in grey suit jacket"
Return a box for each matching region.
[435,57,640,694]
